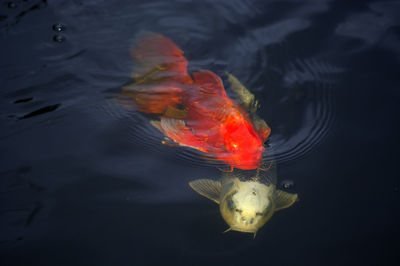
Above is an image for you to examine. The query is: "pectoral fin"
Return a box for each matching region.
[157,117,207,152]
[189,179,221,204]
[226,72,258,113]
[275,190,298,211]
[150,120,162,132]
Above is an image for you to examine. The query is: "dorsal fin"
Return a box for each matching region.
[226,72,258,113]
[189,179,221,204]
[275,190,298,211]
[226,72,271,140]
[192,70,227,97]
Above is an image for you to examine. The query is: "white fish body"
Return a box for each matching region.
[189,161,297,234]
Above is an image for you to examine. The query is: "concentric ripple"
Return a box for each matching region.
[50,0,342,169]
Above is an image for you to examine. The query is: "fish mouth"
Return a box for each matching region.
[230,225,258,234]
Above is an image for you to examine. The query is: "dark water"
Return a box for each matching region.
[1,0,399,265]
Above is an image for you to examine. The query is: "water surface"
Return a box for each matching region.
[1,0,399,265]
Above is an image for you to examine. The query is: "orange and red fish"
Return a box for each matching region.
[120,33,270,170]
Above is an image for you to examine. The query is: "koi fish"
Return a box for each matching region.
[189,160,298,236]
[120,33,270,170]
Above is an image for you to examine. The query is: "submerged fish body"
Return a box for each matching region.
[189,161,298,234]
[120,33,270,170]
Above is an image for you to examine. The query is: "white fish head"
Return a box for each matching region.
[189,170,297,235]
[219,179,275,234]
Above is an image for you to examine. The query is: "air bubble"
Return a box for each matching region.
[281,180,295,190]
[52,23,65,32]
[7,2,16,8]
[53,35,65,42]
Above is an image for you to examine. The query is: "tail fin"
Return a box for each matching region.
[120,33,192,115]
[130,33,191,83]
[121,83,184,114]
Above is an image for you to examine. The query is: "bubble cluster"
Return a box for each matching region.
[52,23,65,42]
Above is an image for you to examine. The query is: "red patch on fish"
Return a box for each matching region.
[120,33,270,170]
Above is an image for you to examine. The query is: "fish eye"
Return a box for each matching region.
[235,208,242,213]
[225,192,237,211]
[227,199,235,211]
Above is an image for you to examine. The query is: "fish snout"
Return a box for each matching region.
[230,215,259,233]
[231,210,262,232]
[239,215,256,225]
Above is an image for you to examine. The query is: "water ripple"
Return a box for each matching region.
[28,0,341,168]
